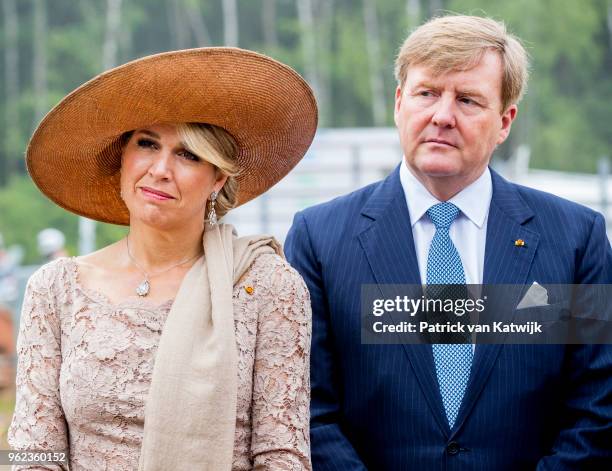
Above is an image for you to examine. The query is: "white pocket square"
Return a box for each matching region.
[516,282,549,309]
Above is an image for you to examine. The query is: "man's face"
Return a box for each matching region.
[394,51,517,198]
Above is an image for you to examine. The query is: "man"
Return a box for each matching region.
[285,15,612,470]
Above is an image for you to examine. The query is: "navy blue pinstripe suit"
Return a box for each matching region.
[285,165,612,470]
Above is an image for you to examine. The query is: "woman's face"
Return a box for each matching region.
[120,123,227,231]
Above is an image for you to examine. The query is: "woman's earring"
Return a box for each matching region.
[208,191,218,226]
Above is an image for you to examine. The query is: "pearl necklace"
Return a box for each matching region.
[125,236,202,297]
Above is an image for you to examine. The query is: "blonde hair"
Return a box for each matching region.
[394,15,529,112]
[177,123,240,219]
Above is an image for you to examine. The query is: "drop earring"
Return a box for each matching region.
[208,191,218,226]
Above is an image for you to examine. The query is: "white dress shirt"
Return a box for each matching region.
[399,159,492,285]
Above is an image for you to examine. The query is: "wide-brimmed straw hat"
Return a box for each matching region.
[26,47,318,225]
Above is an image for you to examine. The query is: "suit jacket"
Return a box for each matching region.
[285,166,612,471]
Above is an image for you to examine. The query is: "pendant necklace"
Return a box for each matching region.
[126,236,203,297]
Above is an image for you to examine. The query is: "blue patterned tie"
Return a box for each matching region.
[426,202,472,429]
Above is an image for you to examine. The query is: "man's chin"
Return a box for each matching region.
[407,154,462,176]
[416,165,462,179]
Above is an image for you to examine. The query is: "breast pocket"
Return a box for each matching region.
[515,301,571,322]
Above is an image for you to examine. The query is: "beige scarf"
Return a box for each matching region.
[138,224,282,471]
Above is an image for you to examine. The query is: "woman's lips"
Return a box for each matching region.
[140,187,175,200]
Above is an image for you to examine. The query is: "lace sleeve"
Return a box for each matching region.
[8,263,69,471]
[248,254,312,470]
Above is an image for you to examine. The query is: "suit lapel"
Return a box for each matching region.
[357,168,421,286]
[357,166,450,435]
[453,169,540,433]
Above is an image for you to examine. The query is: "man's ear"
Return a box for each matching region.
[394,86,403,126]
[497,104,518,145]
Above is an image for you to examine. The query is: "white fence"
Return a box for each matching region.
[227,127,612,241]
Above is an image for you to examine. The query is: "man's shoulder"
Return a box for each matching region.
[489,169,601,225]
[507,179,600,222]
[297,178,385,222]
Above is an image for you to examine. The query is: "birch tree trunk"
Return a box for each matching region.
[2,0,18,185]
[607,4,612,50]
[168,0,188,49]
[33,0,48,127]
[262,0,278,49]
[429,0,443,17]
[222,0,239,46]
[185,0,211,46]
[406,0,420,31]
[317,0,333,126]
[103,0,122,70]
[296,0,324,122]
[362,0,386,126]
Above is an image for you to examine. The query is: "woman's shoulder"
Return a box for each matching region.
[22,257,79,316]
[244,252,303,284]
[28,239,120,294]
[27,256,75,291]
[239,251,310,305]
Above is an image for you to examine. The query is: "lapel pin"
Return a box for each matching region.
[244,285,254,295]
[514,239,526,247]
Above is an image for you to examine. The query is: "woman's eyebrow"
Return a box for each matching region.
[135,129,161,139]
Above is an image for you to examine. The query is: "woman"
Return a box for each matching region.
[8,48,317,470]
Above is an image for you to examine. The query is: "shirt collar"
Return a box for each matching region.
[399,159,492,228]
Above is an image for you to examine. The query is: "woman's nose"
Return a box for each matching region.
[148,152,173,179]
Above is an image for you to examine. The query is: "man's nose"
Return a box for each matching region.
[431,95,456,128]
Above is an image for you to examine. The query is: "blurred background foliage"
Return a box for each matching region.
[0,0,611,262]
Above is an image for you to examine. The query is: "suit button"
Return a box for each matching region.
[446,441,460,455]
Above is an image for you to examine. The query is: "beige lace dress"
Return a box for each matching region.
[8,253,311,470]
